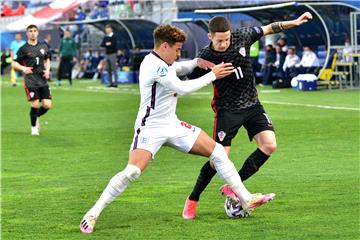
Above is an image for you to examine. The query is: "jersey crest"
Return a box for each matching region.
[218,131,226,142]
[157,67,168,77]
[40,48,45,55]
[239,47,246,57]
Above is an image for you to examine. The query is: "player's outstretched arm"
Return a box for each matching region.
[261,12,313,36]
[158,62,233,95]
[173,58,215,76]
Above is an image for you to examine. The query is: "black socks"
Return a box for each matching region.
[30,107,38,127]
[189,161,217,201]
[37,106,48,117]
[238,148,269,181]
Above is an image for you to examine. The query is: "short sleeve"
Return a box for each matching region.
[13,46,25,63]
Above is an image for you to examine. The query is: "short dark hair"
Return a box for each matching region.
[26,24,38,31]
[153,24,186,48]
[105,24,112,29]
[209,16,231,34]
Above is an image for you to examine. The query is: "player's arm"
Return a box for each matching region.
[172,58,215,76]
[43,58,51,79]
[11,61,32,74]
[158,62,233,95]
[261,12,313,36]
[11,48,33,74]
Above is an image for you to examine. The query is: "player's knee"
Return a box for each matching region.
[31,102,40,108]
[123,164,141,182]
[43,101,52,109]
[261,141,277,155]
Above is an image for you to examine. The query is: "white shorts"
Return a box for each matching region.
[130,119,201,158]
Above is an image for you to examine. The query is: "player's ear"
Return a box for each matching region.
[207,33,213,41]
[162,42,169,49]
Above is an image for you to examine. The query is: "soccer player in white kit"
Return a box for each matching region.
[80,25,275,234]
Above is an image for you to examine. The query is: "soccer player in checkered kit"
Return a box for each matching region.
[183,12,313,219]
[11,24,52,136]
[80,24,275,234]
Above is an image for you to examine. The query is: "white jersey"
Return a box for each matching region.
[134,51,216,129]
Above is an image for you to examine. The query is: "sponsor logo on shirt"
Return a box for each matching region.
[157,67,168,77]
[218,131,226,142]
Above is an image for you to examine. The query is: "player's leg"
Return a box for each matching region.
[183,111,238,218]
[25,84,41,135]
[35,86,52,130]
[189,130,275,215]
[80,126,166,233]
[170,120,258,217]
[189,131,252,200]
[239,107,276,181]
[80,149,151,234]
[30,99,40,135]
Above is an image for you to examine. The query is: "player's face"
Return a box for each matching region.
[208,31,231,52]
[26,28,39,41]
[164,42,182,64]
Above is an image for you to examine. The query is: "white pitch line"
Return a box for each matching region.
[46,85,360,111]
[262,100,360,111]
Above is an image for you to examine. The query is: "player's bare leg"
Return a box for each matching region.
[254,130,277,156]
[80,149,152,234]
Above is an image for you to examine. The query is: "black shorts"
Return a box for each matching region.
[213,105,275,146]
[24,85,52,101]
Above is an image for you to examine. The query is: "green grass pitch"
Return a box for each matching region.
[1,76,359,239]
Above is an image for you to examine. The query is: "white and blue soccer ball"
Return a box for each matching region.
[224,197,246,218]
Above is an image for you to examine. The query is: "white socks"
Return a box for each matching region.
[89,164,141,217]
[210,143,252,203]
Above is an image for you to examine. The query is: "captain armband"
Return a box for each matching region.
[271,22,284,33]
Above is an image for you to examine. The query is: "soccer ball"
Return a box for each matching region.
[224,197,246,218]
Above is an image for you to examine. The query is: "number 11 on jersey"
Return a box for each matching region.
[234,66,244,79]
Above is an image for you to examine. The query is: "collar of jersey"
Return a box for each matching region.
[27,41,39,47]
[151,51,170,66]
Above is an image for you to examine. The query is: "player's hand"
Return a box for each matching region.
[295,12,313,26]
[43,69,50,79]
[22,66,33,74]
[197,58,215,70]
[211,62,234,79]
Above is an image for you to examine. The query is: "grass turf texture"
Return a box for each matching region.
[1,76,359,239]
